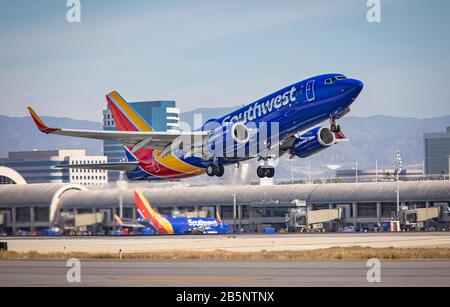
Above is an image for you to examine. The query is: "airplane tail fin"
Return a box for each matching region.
[134,189,174,234]
[216,212,223,225]
[106,91,153,132]
[134,189,161,221]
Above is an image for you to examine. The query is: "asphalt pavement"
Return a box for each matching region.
[1,259,450,287]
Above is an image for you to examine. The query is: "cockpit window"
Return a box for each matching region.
[325,75,347,84]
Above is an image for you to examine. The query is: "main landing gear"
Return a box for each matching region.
[206,164,225,177]
[330,117,341,133]
[257,166,275,179]
[257,156,275,179]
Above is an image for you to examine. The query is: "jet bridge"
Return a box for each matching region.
[401,207,441,230]
[286,206,343,232]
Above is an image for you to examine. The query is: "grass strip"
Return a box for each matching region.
[2,246,450,260]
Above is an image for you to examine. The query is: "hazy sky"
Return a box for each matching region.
[0,0,449,121]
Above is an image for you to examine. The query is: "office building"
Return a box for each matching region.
[424,127,450,175]
[0,150,107,186]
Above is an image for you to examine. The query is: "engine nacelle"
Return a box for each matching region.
[230,122,251,144]
[204,122,253,158]
[292,126,335,158]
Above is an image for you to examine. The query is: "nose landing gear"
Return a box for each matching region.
[256,155,275,179]
[330,117,341,133]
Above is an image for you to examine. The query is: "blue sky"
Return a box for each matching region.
[0,0,449,121]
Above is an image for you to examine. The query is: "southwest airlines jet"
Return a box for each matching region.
[115,190,231,234]
[28,74,363,180]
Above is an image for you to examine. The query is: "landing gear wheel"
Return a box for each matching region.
[330,124,341,133]
[257,166,275,178]
[266,167,275,178]
[206,165,216,177]
[257,166,266,178]
[206,164,225,177]
[216,164,225,177]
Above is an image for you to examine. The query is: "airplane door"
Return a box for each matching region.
[306,80,315,102]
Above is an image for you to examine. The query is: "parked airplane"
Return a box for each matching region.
[28,73,363,180]
[115,190,231,235]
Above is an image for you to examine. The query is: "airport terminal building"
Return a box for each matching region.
[0,178,449,235]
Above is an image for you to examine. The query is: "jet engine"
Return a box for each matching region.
[292,126,336,158]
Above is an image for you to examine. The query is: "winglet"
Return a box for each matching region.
[114,214,124,226]
[27,107,59,134]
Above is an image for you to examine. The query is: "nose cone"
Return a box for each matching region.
[353,79,364,93]
[345,78,364,91]
[342,78,364,100]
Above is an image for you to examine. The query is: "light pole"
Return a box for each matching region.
[396,150,403,217]
[233,190,237,232]
[117,158,127,220]
[375,159,378,183]
[422,159,425,181]
[288,159,294,184]
[308,161,311,184]
[291,163,294,184]
[352,161,358,183]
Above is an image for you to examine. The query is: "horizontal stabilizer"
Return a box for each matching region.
[55,162,139,171]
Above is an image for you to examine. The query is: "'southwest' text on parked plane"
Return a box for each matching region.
[28,74,364,180]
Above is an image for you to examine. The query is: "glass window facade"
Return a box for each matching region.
[34,207,50,222]
[357,203,377,217]
[0,176,16,184]
[424,127,450,175]
[16,207,31,223]
[381,203,397,218]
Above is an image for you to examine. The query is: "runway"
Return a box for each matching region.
[1,259,450,287]
[4,232,450,253]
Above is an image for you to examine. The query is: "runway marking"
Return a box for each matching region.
[124,276,261,281]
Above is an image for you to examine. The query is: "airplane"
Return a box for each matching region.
[28,73,363,180]
[117,189,232,235]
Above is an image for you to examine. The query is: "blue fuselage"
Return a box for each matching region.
[138,216,232,234]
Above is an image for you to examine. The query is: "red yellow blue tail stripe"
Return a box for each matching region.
[106,91,153,132]
[134,189,174,234]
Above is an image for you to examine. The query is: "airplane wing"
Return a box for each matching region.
[55,162,139,171]
[114,215,146,229]
[27,107,209,151]
[186,226,210,234]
